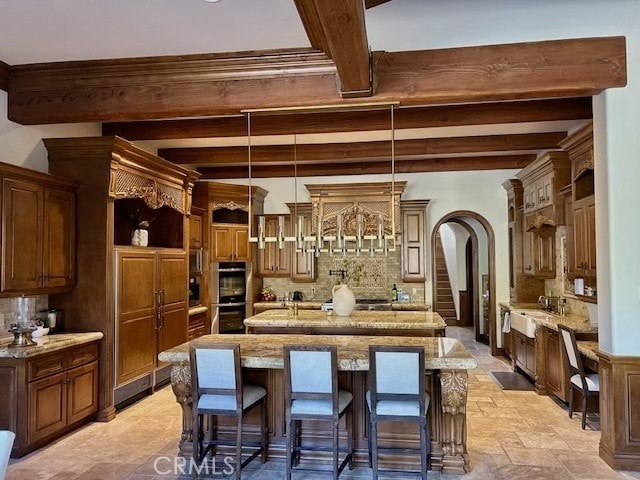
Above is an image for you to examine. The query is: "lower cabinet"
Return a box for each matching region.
[188,312,206,340]
[513,330,536,378]
[1,341,99,457]
[539,327,569,402]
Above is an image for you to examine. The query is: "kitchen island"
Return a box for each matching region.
[244,309,447,336]
[160,333,477,474]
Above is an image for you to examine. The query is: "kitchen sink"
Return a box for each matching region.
[510,311,538,338]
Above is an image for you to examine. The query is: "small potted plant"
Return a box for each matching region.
[126,209,156,247]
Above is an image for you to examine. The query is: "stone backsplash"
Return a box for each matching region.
[543,226,590,319]
[0,295,49,339]
[263,249,425,303]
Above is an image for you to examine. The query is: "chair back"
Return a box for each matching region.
[558,324,589,391]
[284,345,338,414]
[0,430,15,480]
[369,345,426,417]
[190,344,242,412]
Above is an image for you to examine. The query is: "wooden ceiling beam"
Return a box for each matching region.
[0,60,8,92]
[103,98,591,140]
[295,0,371,97]
[159,132,565,166]
[365,0,394,8]
[196,154,535,179]
[9,37,624,124]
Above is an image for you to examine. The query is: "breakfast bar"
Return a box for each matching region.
[244,309,447,336]
[159,333,477,474]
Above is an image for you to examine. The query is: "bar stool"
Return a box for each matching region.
[0,430,15,480]
[283,345,354,480]
[190,344,267,480]
[367,345,430,480]
[558,324,600,429]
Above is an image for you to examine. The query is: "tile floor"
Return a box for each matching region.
[6,327,640,479]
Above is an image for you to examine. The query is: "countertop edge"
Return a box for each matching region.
[0,332,104,359]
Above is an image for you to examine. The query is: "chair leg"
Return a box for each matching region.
[286,417,293,480]
[333,421,339,480]
[371,421,379,480]
[261,400,268,463]
[581,391,588,430]
[426,413,432,469]
[420,420,428,480]
[568,385,574,419]
[236,417,242,480]
[347,408,354,470]
[192,412,200,479]
[209,415,215,459]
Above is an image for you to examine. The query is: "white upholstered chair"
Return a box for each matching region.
[0,430,15,480]
[558,324,600,429]
[367,345,430,480]
[190,344,267,480]
[283,345,354,480]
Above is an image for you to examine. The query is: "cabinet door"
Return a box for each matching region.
[291,213,316,282]
[157,253,188,355]
[28,372,67,443]
[211,225,233,261]
[66,362,98,424]
[42,188,76,289]
[2,178,44,291]
[573,201,586,274]
[585,197,597,277]
[257,218,277,276]
[514,333,526,371]
[522,230,534,276]
[116,251,157,385]
[233,226,250,261]
[534,228,555,278]
[402,209,426,282]
[525,339,536,376]
[189,215,202,248]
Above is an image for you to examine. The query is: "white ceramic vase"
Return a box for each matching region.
[132,229,149,247]
[332,284,356,317]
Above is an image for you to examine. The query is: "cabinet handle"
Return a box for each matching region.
[155,290,162,330]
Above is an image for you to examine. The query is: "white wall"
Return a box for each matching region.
[461,217,490,335]
[366,0,640,356]
[0,92,100,171]
[439,222,471,319]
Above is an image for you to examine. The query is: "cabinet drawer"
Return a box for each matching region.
[68,343,99,368]
[29,353,66,381]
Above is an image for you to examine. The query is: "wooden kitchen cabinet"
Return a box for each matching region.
[188,312,206,340]
[542,327,569,402]
[0,163,77,295]
[1,340,99,457]
[189,212,203,248]
[257,215,291,277]
[46,136,199,417]
[211,224,250,261]
[401,200,429,283]
[116,249,187,385]
[533,227,555,278]
[513,330,536,378]
[522,229,534,276]
[287,202,316,282]
[571,195,596,278]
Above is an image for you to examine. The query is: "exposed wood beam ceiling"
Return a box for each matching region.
[364,0,394,9]
[295,0,371,97]
[197,154,535,179]
[103,98,592,140]
[159,132,566,166]
[8,36,624,125]
[0,60,8,92]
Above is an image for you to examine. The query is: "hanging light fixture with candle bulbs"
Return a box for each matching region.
[245,103,399,256]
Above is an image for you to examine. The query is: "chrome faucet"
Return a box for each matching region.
[538,294,560,313]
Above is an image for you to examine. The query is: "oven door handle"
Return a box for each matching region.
[216,302,246,307]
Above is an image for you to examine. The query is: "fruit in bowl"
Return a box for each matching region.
[260,288,277,301]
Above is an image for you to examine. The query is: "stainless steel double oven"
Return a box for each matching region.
[210,262,250,334]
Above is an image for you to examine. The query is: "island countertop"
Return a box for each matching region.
[158,333,476,370]
[244,309,446,337]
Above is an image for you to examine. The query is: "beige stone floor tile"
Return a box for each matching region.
[490,464,574,480]
[554,452,628,480]
[516,431,571,450]
[504,446,564,466]
[73,462,140,480]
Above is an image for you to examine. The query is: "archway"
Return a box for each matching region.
[431,211,497,355]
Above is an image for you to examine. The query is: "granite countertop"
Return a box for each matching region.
[188,305,208,316]
[515,309,597,334]
[577,341,599,362]
[158,333,477,370]
[244,309,446,330]
[499,301,541,310]
[0,332,104,359]
[253,301,431,311]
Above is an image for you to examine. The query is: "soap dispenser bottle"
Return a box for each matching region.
[391,284,398,302]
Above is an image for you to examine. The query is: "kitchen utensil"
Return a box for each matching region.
[292,291,304,301]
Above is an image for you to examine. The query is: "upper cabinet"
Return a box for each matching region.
[401,200,429,283]
[193,181,267,263]
[0,162,77,295]
[560,122,597,282]
[287,203,316,282]
[256,215,291,277]
[517,151,571,230]
[189,206,204,249]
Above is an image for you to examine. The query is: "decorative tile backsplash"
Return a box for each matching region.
[0,295,49,336]
[264,250,425,303]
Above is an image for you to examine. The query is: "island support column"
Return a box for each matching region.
[440,370,470,474]
[170,362,194,457]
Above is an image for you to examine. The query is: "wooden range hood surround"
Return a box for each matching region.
[305,181,407,236]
